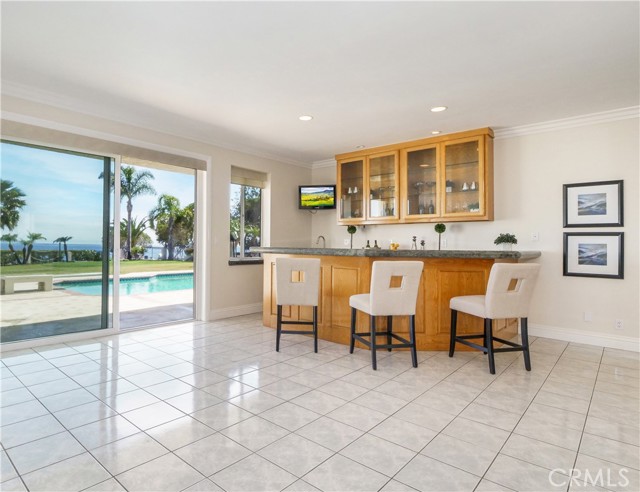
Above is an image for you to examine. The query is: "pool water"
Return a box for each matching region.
[61,273,193,296]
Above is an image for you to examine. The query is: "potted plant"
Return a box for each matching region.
[494,233,517,251]
[434,223,446,250]
[347,225,357,249]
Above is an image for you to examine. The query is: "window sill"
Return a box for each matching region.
[228,258,263,266]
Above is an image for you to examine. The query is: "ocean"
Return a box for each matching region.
[1,242,166,260]
[1,242,103,251]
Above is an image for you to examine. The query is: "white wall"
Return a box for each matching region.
[1,95,313,320]
[312,117,639,350]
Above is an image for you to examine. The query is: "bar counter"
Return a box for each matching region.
[255,247,541,351]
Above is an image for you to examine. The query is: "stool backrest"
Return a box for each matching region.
[485,263,540,319]
[275,257,321,307]
[369,261,423,316]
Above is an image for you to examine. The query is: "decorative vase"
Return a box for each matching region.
[502,243,513,251]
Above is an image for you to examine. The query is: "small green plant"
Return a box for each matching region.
[434,223,446,250]
[347,225,357,249]
[494,233,518,245]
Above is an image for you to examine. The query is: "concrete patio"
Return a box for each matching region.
[1,278,193,343]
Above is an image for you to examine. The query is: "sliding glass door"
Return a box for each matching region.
[0,141,114,342]
[116,158,195,330]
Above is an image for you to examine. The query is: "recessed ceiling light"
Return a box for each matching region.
[431,130,441,135]
[430,106,447,113]
[356,145,365,149]
[298,115,313,121]
[419,164,430,168]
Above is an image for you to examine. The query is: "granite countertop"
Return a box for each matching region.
[253,247,541,261]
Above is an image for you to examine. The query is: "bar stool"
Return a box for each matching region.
[349,261,423,370]
[275,257,321,353]
[449,263,540,374]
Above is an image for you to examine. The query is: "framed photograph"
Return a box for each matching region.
[563,232,624,279]
[563,180,623,227]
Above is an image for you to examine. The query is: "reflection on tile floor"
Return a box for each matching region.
[1,313,638,492]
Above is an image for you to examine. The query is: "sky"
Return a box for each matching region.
[1,142,195,246]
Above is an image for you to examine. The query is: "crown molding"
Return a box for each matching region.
[1,81,313,169]
[494,106,639,139]
[3,81,637,166]
[312,158,337,169]
[1,111,214,163]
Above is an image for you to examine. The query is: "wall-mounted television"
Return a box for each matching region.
[299,185,336,210]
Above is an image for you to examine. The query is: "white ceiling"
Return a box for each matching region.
[1,1,638,165]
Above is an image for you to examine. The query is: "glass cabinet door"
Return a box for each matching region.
[367,152,398,220]
[338,159,365,220]
[443,138,483,215]
[404,145,438,217]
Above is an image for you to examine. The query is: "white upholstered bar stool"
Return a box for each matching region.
[349,261,423,370]
[449,263,540,374]
[275,257,321,353]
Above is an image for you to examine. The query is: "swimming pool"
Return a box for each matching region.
[60,273,193,296]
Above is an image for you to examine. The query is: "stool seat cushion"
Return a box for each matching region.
[349,293,371,314]
[450,295,486,319]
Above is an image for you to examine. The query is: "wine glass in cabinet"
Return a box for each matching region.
[337,158,365,222]
[442,137,484,217]
[367,151,399,221]
[402,144,438,220]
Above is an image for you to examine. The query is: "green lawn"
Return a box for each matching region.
[0,260,193,276]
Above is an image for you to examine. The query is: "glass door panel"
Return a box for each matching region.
[443,139,482,215]
[339,159,364,220]
[117,160,195,330]
[0,141,113,343]
[368,152,398,219]
[405,146,438,217]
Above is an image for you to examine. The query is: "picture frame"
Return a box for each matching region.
[563,180,623,227]
[563,232,624,279]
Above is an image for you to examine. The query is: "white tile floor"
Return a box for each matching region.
[1,313,638,492]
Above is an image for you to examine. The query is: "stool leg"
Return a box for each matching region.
[521,317,531,371]
[276,305,282,352]
[313,305,318,353]
[349,307,356,354]
[449,309,458,357]
[485,318,495,374]
[370,315,377,370]
[387,315,393,352]
[409,315,418,368]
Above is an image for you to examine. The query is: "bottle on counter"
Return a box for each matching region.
[411,236,417,250]
[420,239,426,250]
[373,240,380,249]
[365,240,371,249]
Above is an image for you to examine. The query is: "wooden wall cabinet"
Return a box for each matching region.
[337,128,494,225]
[337,151,400,224]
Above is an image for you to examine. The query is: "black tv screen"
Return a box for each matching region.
[299,185,336,209]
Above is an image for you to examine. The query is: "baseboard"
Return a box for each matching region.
[529,323,639,352]
[208,303,262,321]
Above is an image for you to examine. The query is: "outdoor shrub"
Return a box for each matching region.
[72,250,103,261]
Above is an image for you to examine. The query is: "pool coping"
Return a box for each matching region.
[53,269,193,284]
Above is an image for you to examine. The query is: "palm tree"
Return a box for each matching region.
[53,236,73,262]
[149,194,181,260]
[20,232,46,264]
[1,179,27,231]
[100,165,155,259]
[1,233,21,264]
[119,217,151,255]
